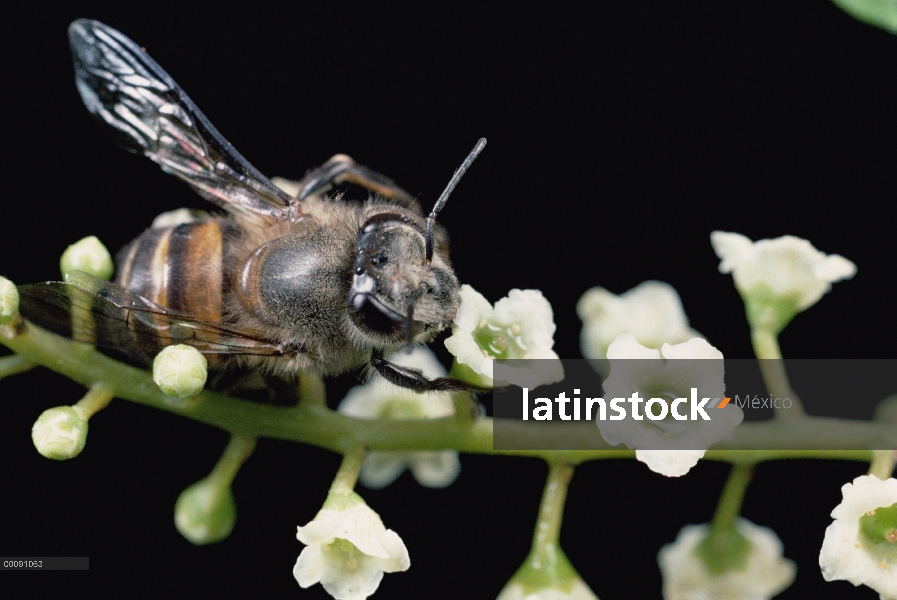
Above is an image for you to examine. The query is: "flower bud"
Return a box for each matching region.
[0,276,19,324]
[174,478,236,545]
[31,406,88,460]
[60,236,114,281]
[153,345,208,399]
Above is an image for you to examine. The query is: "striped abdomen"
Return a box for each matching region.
[113,219,226,364]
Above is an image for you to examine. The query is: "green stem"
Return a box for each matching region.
[710,462,753,533]
[511,460,579,591]
[869,450,895,480]
[298,371,326,407]
[531,460,574,555]
[697,462,755,574]
[1,319,892,465]
[73,382,114,419]
[209,435,257,486]
[751,328,805,418]
[0,354,34,380]
[329,447,366,495]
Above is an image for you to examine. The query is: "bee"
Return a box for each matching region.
[19,19,485,394]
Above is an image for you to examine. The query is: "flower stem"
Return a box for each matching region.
[696,461,755,573]
[710,462,753,533]
[298,371,326,407]
[868,449,896,480]
[512,460,579,590]
[750,328,805,418]
[209,435,257,486]
[532,460,574,553]
[73,382,114,419]
[0,354,34,380]
[2,318,893,465]
[329,447,366,496]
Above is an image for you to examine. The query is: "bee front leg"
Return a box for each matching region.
[297,154,421,212]
[370,350,486,393]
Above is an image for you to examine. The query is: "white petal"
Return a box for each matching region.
[636,449,704,477]
[359,453,408,489]
[815,254,857,283]
[297,503,390,558]
[383,347,447,379]
[293,543,326,588]
[410,451,461,488]
[378,529,411,573]
[445,332,491,375]
[492,289,557,347]
[318,551,386,600]
[660,337,724,361]
[607,333,662,359]
[453,284,493,332]
[710,231,754,273]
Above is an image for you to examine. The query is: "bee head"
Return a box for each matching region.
[349,139,485,347]
[349,210,458,345]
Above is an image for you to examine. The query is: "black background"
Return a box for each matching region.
[1,2,895,598]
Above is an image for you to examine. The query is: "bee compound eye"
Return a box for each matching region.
[350,293,404,336]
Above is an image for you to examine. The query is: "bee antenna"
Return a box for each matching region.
[425,138,487,265]
[403,282,429,351]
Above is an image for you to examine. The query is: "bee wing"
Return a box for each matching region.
[69,19,301,222]
[17,274,291,361]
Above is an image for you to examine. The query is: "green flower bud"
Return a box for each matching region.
[60,236,114,281]
[31,406,88,460]
[0,276,19,324]
[153,345,208,399]
[174,478,236,545]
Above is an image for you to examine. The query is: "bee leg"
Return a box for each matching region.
[370,350,487,393]
[297,154,421,212]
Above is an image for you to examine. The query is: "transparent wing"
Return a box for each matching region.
[17,275,294,362]
[69,19,301,222]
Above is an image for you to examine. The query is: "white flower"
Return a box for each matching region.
[819,474,897,599]
[659,518,796,600]
[577,281,702,361]
[599,334,743,477]
[711,232,856,328]
[338,348,460,489]
[294,492,410,600]
[444,285,563,389]
[496,578,599,600]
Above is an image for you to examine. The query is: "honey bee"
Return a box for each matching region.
[19,19,485,394]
